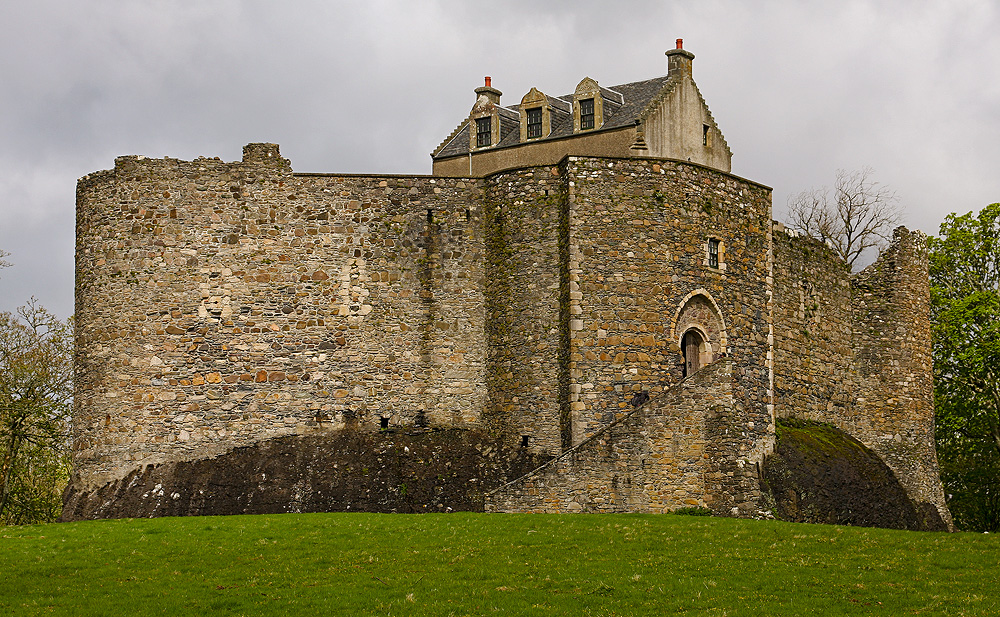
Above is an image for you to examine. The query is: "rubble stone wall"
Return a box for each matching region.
[74,144,487,489]
[563,157,775,472]
[771,225,854,424]
[482,164,568,454]
[486,359,763,514]
[771,225,951,526]
[850,228,950,525]
[72,143,948,526]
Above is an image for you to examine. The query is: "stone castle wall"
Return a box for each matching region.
[771,226,950,525]
[72,142,948,526]
[74,144,488,489]
[851,229,949,523]
[486,358,765,515]
[771,224,854,424]
[486,359,733,513]
[563,157,774,469]
[482,165,568,454]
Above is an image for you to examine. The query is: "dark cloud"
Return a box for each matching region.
[2,0,999,318]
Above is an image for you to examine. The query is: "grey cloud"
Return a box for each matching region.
[2,0,999,318]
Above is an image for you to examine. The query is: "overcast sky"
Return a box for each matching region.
[2,0,998,319]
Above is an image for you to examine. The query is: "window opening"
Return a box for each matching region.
[520,435,530,448]
[380,417,389,430]
[476,117,492,147]
[708,238,720,269]
[427,209,434,225]
[580,98,595,130]
[526,107,543,139]
[703,124,710,146]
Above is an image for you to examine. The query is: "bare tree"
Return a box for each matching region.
[0,249,9,275]
[787,168,901,269]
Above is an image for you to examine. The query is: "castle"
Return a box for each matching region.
[64,43,950,526]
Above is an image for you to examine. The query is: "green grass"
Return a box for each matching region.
[2,513,997,616]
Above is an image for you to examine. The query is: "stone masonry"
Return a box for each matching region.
[69,142,950,527]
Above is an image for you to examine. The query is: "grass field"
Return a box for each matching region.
[2,513,997,616]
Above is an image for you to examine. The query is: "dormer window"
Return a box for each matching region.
[518,88,552,142]
[468,87,501,151]
[580,98,595,130]
[476,117,492,147]
[572,77,611,133]
[526,108,543,139]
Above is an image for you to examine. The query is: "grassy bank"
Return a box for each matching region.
[2,513,996,616]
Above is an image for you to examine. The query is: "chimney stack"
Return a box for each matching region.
[666,40,695,78]
[475,76,502,105]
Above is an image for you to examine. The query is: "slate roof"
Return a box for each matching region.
[433,75,672,160]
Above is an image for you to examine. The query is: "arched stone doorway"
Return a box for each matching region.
[682,328,707,377]
[672,290,727,379]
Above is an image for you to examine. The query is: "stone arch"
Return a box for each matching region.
[671,290,727,376]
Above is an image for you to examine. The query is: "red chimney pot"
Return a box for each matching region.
[676,38,683,49]
[485,76,492,87]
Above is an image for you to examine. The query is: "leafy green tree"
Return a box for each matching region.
[929,203,1000,532]
[0,300,73,525]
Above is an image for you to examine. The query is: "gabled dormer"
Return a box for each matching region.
[469,77,503,150]
[572,78,603,132]
[519,88,554,142]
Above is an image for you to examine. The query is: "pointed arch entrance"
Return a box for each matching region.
[672,290,727,378]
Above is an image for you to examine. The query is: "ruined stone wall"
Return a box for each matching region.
[486,359,761,514]
[562,157,774,474]
[770,225,950,526]
[771,224,854,424]
[850,228,950,525]
[482,165,567,455]
[74,144,487,489]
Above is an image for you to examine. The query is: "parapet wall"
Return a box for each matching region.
[74,145,487,489]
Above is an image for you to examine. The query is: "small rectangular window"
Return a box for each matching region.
[580,98,595,130]
[476,117,492,147]
[708,238,720,268]
[526,107,543,139]
[703,124,710,146]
